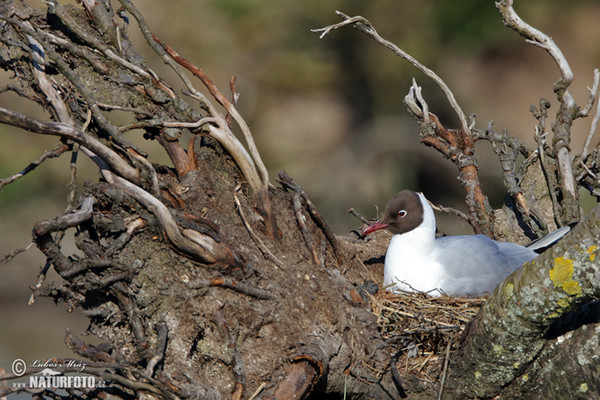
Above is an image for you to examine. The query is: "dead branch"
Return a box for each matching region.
[233,188,284,268]
[216,310,246,400]
[32,196,95,276]
[0,143,70,190]
[3,15,142,154]
[404,82,492,234]
[0,242,34,264]
[155,39,269,188]
[65,329,116,363]
[496,0,595,224]
[277,171,345,264]
[187,276,273,300]
[0,107,140,183]
[312,11,469,134]
[100,166,235,264]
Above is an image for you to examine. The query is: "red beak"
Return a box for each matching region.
[362,221,389,236]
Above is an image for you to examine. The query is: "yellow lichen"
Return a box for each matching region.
[505,282,514,297]
[587,245,597,262]
[549,257,582,295]
[521,374,529,383]
[492,343,503,355]
[579,383,588,393]
[474,371,482,379]
[557,297,571,309]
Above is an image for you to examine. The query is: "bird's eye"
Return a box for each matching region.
[398,210,407,218]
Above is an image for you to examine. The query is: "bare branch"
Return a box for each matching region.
[496,0,573,99]
[2,14,142,153]
[0,107,140,183]
[312,11,469,134]
[578,68,600,118]
[233,187,283,268]
[403,82,491,234]
[157,39,269,189]
[582,69,600,160]
[0,143,70,190]
[496,0,585,224]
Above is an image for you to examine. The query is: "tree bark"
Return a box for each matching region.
[447,204,600,399]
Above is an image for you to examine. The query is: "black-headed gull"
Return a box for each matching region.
[362,190,567,296]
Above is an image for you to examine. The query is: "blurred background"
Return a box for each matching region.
[1,0,599,393]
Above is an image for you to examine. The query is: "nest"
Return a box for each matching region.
[371,290,487,383]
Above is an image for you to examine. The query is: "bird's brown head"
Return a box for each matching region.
[362,190,424,236]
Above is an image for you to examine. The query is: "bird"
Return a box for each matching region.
[362,190,568,297]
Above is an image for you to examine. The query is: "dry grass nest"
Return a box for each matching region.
[371,290,487,384]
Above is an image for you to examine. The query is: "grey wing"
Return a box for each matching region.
[496,241,538,267]
[434,235,536,296]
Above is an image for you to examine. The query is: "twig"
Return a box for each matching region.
[496,0,573,98]
[227,76,239,127]
[582,70,600,160]
[127,147,160,196]
[114,285,150,361]
[0,143,70,190]
[146,323,168,376]
[578,68,600,118]
[293,187,321,266]
[277,171,345,264]
[348,208,369,225]
[428,201,469,223]
[65,329,115,363]
[312,11,469,135]
[34,196,95,237]
[187,276,273,300]
[0,106,140,183]
[106,217,146,255]
[44,31,109,73]
[535,125,562,227]
[0,242,34,264]
[404,81,491,235]
[276,175,320,264]
[96,102,155,117]
[215,310,246,400]
[390,353,408,398]
[29,260,52,305]
[248,382,266,400]
[233,187,283,268]
[437,339,453,400]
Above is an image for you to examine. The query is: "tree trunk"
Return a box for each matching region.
[0,2,402,399]
[447,204,600,399]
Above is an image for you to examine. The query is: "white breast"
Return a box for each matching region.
[382,215,447,295]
